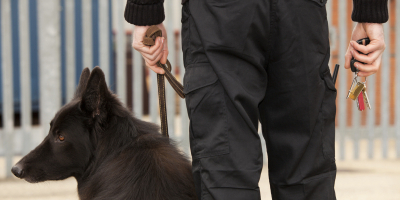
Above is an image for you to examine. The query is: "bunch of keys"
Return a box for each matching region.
[347,75,371,111]
[347,37,371,111]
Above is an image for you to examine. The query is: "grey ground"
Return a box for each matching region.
[1,140,400,200]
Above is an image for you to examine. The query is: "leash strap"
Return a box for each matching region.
[143,25,185,137]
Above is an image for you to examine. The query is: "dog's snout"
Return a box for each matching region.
[11,164,24,178]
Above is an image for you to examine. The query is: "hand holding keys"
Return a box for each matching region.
[347,38,372,111]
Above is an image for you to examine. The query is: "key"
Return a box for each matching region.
[348,82,365,100]
[356,96,360,110]
[357,93,365,111]
[362,87,371,110]
[347,75,358,99]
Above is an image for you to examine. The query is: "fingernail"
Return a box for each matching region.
[161,38,164,43]
[350,41,354,47]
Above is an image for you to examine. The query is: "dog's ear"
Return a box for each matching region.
[80,67,110,117]
[74,68,90,98]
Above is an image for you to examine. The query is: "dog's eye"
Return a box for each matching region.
[58,135,65,141]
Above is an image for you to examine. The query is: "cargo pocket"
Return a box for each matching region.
[184,63,229,159]
[321,69,336,160]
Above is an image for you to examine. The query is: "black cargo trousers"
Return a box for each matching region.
[181,0,337,199]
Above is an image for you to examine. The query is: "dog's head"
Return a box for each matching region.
[11,67,120,183]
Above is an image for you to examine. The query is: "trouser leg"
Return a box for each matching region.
[259,0,337,199]
[181,1,270,199]
[182,0,337,199]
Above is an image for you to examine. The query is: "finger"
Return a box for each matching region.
[141,41,164,61]
[145,60,165,74]
[146,37,163,55]
[357,71,376,77]
[351,49,380,65]
[344,45,353,69]
[351,40,384,54]
[160,49,169,65]
[134,37,163,55]
[145,52,164,66]
[160,38,168,65]
[353,61,379,74]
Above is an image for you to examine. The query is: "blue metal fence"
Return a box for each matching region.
[0,0,116,112]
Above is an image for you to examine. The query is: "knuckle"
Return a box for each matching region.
[148,49,155,55]
[148,55,156,61]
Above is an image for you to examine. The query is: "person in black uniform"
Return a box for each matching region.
[125,0,387,199]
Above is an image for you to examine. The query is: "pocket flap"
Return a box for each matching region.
[323,70,337,91]
[183,63,218,94]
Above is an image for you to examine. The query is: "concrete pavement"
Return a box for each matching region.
[1,158,399,200]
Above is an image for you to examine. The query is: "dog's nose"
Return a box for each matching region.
[11,164,24,178]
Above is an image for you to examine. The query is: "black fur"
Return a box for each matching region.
[12,67,197,200]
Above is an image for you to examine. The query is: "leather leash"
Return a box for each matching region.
[143,25,185,137]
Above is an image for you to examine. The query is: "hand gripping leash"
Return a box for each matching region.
[143,25,185,137]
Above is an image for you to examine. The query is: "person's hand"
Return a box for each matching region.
[344,23,385,77]
[132,23,168,74]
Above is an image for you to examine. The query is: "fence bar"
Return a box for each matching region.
[99,0,110,84]
[38,0,61,138]
[381,21,390,158]
[353,16,361,160]
[338,0,347,160]
[353,87,361,159]
[82,0,93,69]
[116,0,127,104]
[1,0,14,178]
[165,2,176,137]
[367,75,376,158]
[65,0,75,101]
[133,27,143,118]
[19,0,32,155]
[397,0,400,159]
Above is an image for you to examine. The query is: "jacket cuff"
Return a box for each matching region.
[352,0,389,23]
[124,0,165,26]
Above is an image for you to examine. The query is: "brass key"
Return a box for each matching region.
[347,75,358,99]
[349,82,365,100]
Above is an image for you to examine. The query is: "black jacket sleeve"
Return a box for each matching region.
[352,0,389,23]
[124,0,389,26]
[124,0,165,26]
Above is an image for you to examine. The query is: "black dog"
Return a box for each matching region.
[11,67,196,200]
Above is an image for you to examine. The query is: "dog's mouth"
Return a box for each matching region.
[23,174,46,183]
[17,168,48,183]
[23,171,71,183]
[24,177,42,183]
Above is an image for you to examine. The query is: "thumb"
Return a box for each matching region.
[160,38,169,65]
[344,48,352,69]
